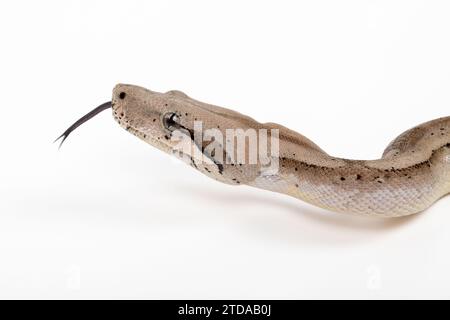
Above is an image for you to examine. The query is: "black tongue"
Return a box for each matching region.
[55,101,112,148]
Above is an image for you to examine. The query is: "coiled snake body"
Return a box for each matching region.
[57,84,450,217]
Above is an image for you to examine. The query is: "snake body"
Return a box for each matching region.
[59,84,450,217]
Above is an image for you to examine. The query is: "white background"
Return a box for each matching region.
[1,0,450,299]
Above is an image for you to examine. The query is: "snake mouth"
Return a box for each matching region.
[55,101,112,148]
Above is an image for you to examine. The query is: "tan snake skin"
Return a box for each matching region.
[109,84,450,217]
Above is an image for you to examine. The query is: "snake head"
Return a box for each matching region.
[111,84,263,184]
[111,84,199,154]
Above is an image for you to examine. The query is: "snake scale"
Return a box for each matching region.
[57,84,450,217]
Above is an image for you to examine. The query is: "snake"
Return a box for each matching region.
[56,84,450,217]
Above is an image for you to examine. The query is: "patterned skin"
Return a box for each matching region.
[67,83,450,217]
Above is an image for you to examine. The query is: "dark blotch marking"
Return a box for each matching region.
[190,156,198,169]
[216,163,224,174]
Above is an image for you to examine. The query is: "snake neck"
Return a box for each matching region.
[247,123,450,216]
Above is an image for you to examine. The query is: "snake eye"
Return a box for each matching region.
[162,112,179,130]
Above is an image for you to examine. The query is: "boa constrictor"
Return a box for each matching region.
[57,84,450,217]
